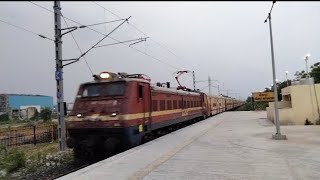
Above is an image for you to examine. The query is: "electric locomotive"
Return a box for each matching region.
[66,71,244,158]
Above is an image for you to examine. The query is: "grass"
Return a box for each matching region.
[13,142,59,160]
[0,142,66,179]
[0,121,28,129]
[0,120,54,130]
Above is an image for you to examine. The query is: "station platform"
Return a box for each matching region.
[59,111,320,180]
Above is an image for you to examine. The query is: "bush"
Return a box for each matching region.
[40,107,52,122]
[236,103,252,111]
[305,118,314,125]
[0,114,9,122]
[0,147,26,173]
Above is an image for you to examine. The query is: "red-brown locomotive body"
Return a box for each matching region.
[66,72,244,158]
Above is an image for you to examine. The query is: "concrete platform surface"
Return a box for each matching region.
[59,111,320,180]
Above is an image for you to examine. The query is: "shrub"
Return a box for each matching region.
[305,118,313,125]
[0,147,26,173]
[0,114,9,122]
[40,107,52,122]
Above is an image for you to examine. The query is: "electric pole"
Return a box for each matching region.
[192,71,196,90]
[208,76,211,96]
[54,1,66,151]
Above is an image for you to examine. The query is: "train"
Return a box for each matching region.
[65,71,244,158]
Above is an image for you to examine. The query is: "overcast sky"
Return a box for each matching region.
[1,1,320,103]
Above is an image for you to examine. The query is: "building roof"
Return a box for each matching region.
[0,94,52,98]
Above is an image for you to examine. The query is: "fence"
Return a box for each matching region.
[0,123,57,148]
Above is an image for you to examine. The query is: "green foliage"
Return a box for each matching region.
[295,62,320,83]
[309,62,320,83]
[236,103,253,111]
[0,114,9,122]
[305,118,314,125]
[0,147,26,173]
[40,107,52,122]
[262,62,320,102]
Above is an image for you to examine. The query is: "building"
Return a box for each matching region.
[267,78,320,125]
[0,94,53,114]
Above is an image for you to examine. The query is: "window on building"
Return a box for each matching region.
[187,101,190,108]
[191,101,193,108]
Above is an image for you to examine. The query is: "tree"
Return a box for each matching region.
[309,62,320,83]
[262,61,320,102]
[295,62,320,83]
[0,113,9,122]
[40,107,52,122]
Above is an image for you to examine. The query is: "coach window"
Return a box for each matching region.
[187,101,190,108]
[138,85,143,99]
[184,101,186,108]
[191,101,193,108]
[160,100,165,111]
[179,100,182,109]
[173,100,177,109]
[167,100,172,110]
[152,100,158,111]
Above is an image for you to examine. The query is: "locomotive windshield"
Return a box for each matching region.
[82,82,125,97]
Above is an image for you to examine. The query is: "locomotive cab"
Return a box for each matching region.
[66,72,151,157]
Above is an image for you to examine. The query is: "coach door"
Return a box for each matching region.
[138,83,151,133]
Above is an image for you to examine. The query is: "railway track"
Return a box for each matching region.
[50,116,203,179]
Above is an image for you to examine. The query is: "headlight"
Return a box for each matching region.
[100,72,110,79]
[111,112,117,117]
[77,113,82,118]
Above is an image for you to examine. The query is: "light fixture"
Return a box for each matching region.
[100,72,110,79]
[111,112,117,117]
[77,113,82,118]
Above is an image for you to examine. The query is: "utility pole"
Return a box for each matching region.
[208,76,211,96]
[217,84,220,95]
[285,71,289,87]
[264,1,286,140]
[192,71,196,90]
[54,1,66,151]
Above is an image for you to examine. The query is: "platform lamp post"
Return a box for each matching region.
[264,1,287,140]
[285,71,289,87]
[304,54,310,78]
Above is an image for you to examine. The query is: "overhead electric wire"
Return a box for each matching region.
[200,85,209,91]
[80,18,126,28]
[28,1,181,72]
[0,19,54,42]
[60,14,94,75]
[91,1,195,71]
[91,1,219,88]
[76,17,130,61]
